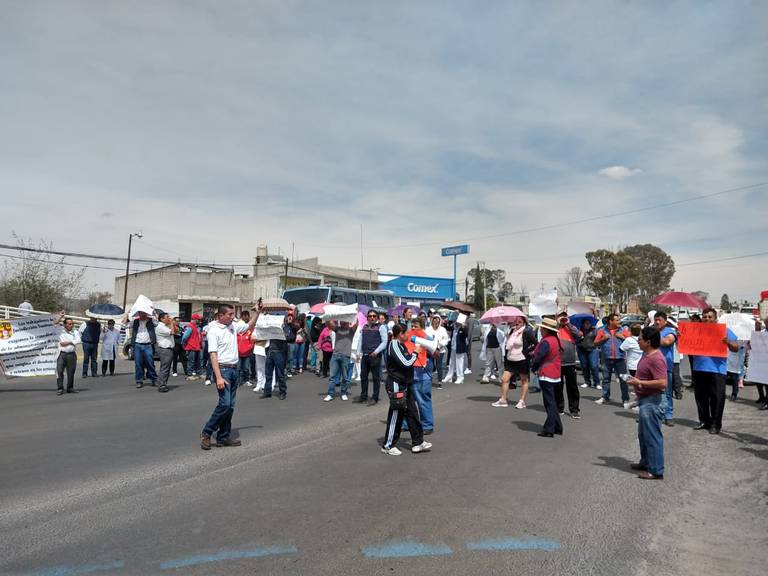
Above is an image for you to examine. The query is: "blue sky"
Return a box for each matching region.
[1,1,766,302]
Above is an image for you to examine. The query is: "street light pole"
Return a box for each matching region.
[122,232,143,311]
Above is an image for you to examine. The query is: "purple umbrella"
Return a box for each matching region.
[388,304,423,317]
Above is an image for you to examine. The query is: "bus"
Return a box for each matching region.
[282,285,396,310]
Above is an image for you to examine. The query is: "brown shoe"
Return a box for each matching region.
[200,434,212,451]
[216,438,242,447]
[637,471,663,480]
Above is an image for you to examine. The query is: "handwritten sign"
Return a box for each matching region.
[678,322,727,358]
[0,315,60,377]
[747,332,768,384]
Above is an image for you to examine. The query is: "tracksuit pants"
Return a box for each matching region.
[382,386,424,449]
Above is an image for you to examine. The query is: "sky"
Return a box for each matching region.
[1,1,767,303]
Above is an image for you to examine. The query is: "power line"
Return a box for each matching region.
[0,252,150,272]
[294,181,768,250]
[677,251,768,267]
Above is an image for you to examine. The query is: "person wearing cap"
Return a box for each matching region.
[182,314,203,380]
[530,318,563,437]
[594,313,630,406]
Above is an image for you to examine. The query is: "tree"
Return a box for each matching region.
[466,266,506,310]
[720,294,732,312]
[0,234,85,312]
[585,244,675,312]
[557,266,589,297]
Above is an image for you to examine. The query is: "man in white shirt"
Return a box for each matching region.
[426,315,449,387]
[155,313,177,393]
[200,302,261,450]
[57,317,81,395]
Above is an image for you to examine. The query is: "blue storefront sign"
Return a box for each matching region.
[378,274,454,301]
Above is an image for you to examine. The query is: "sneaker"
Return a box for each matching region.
[515,400,526,409]
[158,385,170,393]
[245,380,253,387]
[558,411,565,416]
[580,383,588,388]
[436,383,443,389]
[135,382,143,389]
[623,401,632,409]
[204,379,211,386]
[381,446,402,456]
[323,395,334,402]
[595,397,609,405]
[441,377,451,383]
[464,368,472,374]
[215,438,242,447]
[286,372,293,378]
[200,434,211,451]
[412,441,432,453]
[596,385,603,390]
[481,378,490,383]
[491,400,509,407]
[341,394,349,401]
[454,379,464,385]
[490,374,498,381]
[570,411,581,419]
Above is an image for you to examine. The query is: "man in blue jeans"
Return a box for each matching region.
[594,314,630,406]
[79,317,101,378]
[260,317,291,400]
[324,321,354,401]
[129,311,158,388]
[654,311,678,426]
[201,302,261,450]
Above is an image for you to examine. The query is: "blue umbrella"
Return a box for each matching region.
[569,313,597,328]
[86,303,125,320]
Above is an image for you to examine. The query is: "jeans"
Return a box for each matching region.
[601,357,628,401]
[434,351,445,382]
[578,349,600,387]
[134,343,157,384]
[265,348,287,396]
[411,368,434,430]
[56,352,76,391]
[540,379,563,434]
[662,370,674,419]
[637,394,664,476]
[287,343,297,371]
[360,354,382,401]
[202,367,239,441]
[293,342,305,371]
[239,355,255,383]
[328,354,352,396]
[186,349,201,375]
[81,342,98,377]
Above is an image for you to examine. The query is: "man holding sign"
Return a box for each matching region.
[683,308,739,434]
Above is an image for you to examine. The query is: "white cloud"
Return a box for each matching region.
[597,166,643,180]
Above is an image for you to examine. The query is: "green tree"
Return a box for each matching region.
[466,266,505,310]
[720,294,732,312]
[0,234,85,312]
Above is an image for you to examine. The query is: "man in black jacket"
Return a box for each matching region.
[79,317,101,378]
[381,324,433,456]
[130,311,157,388]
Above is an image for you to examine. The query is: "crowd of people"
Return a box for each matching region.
[50,302,767,475]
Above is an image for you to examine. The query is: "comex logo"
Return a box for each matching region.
[407,283,439,294]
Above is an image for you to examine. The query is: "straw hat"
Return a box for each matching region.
[536,317,560,333]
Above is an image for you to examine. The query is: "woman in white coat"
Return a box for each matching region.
[101,319,121,376]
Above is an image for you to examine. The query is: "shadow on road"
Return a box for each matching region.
[594,455,636,475]
[465,396,500,402]
[512,421,541,434]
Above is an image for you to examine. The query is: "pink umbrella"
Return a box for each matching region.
[651,291,708,309]
[480,305,526,324]
[309,302,330,314]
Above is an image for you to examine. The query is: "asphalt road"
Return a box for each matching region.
[1,357,766,576]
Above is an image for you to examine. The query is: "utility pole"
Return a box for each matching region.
[122,231,143,311]
[283,256,289,291]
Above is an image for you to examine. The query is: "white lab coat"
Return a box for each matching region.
[101,326,121,361]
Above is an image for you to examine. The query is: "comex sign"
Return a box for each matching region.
[407,282,440,294]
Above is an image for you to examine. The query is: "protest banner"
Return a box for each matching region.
[528,290,557,317]
[252,314,286,341]
[0,315,61,377]
[719,313,754,341]
[128,294,154,319]
[322,304,358,324]
[677,321,727,358]
[747,332,768,384]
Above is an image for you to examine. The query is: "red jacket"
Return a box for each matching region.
[532,335,561,381]
[183,322,202,352]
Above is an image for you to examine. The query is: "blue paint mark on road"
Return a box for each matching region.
[362,540,453,558]
[29,560,125,576]
[158,545,298,570]
[466,537,561,551]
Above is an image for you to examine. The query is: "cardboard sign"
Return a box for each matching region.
[748,332,768,384]
[678,322,727,358]
[252,314,286,341]
[128,294,154,319]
